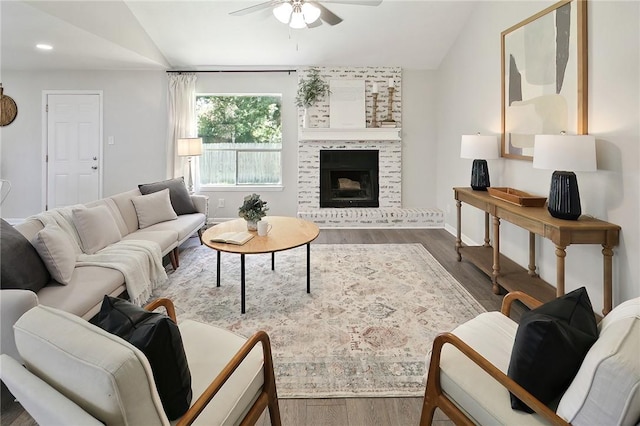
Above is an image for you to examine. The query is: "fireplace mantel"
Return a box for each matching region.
[299,128,401,141]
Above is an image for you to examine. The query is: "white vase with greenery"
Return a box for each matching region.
[296,67,330,128]
[238,193,268,231]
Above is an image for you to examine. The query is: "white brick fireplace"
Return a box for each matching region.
[296,66,443,228]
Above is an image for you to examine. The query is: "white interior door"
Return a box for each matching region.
[46,93,101,209]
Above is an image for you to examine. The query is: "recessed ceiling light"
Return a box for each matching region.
[36,44,53,50]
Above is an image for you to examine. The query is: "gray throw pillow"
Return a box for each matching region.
[0,219,50,291]
[138,177,196,215]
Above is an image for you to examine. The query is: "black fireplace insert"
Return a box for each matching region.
[319,150,379,208]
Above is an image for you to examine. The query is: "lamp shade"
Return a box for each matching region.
[301,2,320,24]
[177,138,203,157]
[533,134,596,221]
[273,2,293,23]
[460,135,499,160]
[533,134,596,172]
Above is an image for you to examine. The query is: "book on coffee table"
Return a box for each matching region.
[210,231,254,245]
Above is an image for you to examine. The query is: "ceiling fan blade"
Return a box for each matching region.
[312,2,343,26]
[229,0,282,16]
[320,0,382,6]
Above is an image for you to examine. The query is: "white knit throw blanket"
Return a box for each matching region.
[33,206,167,305]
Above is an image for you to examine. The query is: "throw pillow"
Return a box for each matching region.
[0,219,50,291]
[138,177,196,215]
[91,296,192,420]
[72,205,122,254]
[30,225,77,285]
[507,287,598,412]
[131,188,178,229]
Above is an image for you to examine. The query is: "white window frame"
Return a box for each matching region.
[196,92,283,191]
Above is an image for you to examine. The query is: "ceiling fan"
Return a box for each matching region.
[229,0,382,29]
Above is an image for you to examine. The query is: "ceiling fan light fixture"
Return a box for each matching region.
[301,3,321,24]
[289,10,307,28]
[273,2,293,24]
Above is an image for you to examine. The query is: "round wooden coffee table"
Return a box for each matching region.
[202,216,320,313]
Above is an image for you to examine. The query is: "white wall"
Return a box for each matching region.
[436,1,640,309]
[0,69,440,221]
[402,69,439,208]
[0,70,167,218]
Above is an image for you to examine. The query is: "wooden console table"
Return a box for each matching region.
[454,187,620,315]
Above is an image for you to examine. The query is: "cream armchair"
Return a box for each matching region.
[421,292,640,426]
[0,298,281,426]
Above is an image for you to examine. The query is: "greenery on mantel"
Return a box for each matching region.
[295,67,330,109]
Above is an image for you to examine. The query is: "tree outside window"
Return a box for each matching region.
[196,95,282,185]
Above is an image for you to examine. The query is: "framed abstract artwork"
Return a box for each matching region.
[501,0,587,160]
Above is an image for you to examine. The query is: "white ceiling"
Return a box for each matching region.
[1,0,477,71]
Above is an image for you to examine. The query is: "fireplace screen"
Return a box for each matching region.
[320,150,379,208]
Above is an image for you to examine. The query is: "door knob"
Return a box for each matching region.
[92,166,98,170]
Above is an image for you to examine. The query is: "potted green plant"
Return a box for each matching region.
[238,193,269,230]
[296,67,330,127]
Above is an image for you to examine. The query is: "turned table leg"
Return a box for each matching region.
[602,245,614,315]
[555,245,567,297]
[456,200,462,261]
[492,216,501,294]
[528,232,538,277]
[484,212,491,247]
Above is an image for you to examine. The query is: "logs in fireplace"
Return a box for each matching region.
[319,150,379,208]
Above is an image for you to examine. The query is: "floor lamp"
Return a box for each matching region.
[460,134,499,191]
[533,134,596,220]
[177,137,203,193]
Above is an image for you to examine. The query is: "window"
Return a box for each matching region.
[196,94,282,186]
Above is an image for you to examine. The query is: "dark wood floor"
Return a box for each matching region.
[1,228,525,426]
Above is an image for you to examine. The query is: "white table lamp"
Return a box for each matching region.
[460,134,499,191]
[533,134,596,220]
[177,137,203,192]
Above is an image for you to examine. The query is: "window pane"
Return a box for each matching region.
[200,150,236,185]
[196,94,282,185]
[238,151,282,184]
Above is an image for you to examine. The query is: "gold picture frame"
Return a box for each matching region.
[501,0,587,160]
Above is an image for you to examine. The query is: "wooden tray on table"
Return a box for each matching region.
[487,187,546,207]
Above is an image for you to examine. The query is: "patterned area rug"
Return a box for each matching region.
[153,243,485,398]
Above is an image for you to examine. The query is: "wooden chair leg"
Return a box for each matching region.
[198,228,204,245]
[173,247,180,268]
[169,250,178,270]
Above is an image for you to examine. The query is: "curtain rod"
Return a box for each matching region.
[167,69,296,74]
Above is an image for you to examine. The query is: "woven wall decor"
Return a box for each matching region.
[0,84,18,127]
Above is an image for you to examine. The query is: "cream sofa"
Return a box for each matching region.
[10,188,207,320]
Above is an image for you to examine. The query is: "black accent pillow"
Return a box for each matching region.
[138,177,196,215]
[0,219,50,292]
[91,296,192,420]
[507,287,598,412]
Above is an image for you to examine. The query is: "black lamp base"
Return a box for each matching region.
[548,171,582,220]
[470,159,490,191]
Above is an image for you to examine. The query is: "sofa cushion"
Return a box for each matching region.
[179,320,265,425]
[138,177,197,215]
[72,205,122,254]
[131,189,178,229]
[37,266,125,320]
[0,219,50,292]
[30,225,77,285]
[123,230,178,256]
[142,213,205,245]
[109,189,143,235]
[91,296,192,420]
[13,305,167,425]
[437,311,547,425]
[507,287,598,412]
[557,298,640,426]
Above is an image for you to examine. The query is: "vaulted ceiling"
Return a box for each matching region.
[1,0,476,71]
